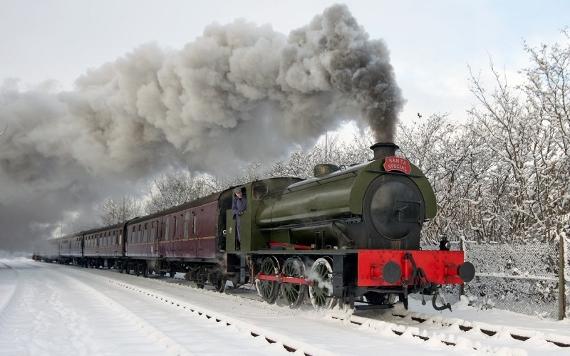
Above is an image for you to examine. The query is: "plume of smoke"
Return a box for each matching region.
[0,4,404,251]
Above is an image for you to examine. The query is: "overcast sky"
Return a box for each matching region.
[1,0,568,124]
[0,1,568,250]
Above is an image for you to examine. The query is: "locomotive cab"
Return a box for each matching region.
[223,178,302,253]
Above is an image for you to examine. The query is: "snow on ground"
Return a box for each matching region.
[0,258,568,355]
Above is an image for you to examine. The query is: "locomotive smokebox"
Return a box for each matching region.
[370,142,399,161]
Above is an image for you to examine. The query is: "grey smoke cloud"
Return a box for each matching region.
[0,4,404,251]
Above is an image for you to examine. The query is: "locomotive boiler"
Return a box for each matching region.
[255,143,435,251]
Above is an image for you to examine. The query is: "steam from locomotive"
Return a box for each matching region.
[0,4,404,250]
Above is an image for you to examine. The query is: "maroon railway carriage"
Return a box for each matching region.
[82,224,123,267]
[126,194,218,261]
[57,233,83,264]
[120,192,232,288]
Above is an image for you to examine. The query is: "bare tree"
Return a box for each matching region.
[145,171,220,214]
[100,196,142,225]
[521,30,570,239]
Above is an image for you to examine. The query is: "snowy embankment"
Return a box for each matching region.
[0,258,568,355]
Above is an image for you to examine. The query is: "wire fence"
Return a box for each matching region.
[423,239,569,320]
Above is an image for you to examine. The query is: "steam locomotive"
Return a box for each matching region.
[38,142,475,310]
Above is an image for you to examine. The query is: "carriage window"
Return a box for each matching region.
[192,213,197,236]
[151,222,156,241]
[173,216,177,240]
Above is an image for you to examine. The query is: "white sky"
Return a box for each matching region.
[1,0,568,124]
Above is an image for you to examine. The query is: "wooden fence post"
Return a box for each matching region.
[559,234,566,320]
[460,237,466,297]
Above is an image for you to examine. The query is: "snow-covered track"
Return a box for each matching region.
[31,262,567,355]
[323,309,570,353]
[134,274,567,352]
[103,278,331,356]
[386,310,570,348]
[325,311,542,353]
[98,272,530,353]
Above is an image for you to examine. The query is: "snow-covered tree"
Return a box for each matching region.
[145,172,220,214]
[100,196,142,225]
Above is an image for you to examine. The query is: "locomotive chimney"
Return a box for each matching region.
[370,142,399,161]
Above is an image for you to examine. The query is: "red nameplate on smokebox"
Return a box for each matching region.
[383,156,411,175]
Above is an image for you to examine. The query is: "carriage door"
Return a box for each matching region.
[191,211,198,257]
[225,209,236,251]
[151,220,158,255]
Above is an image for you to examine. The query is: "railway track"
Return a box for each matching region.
[112,273,531,353]
[386,310,570,348]
[144,272,570,353]
[50,263,569,354]
[326,310,570,353]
